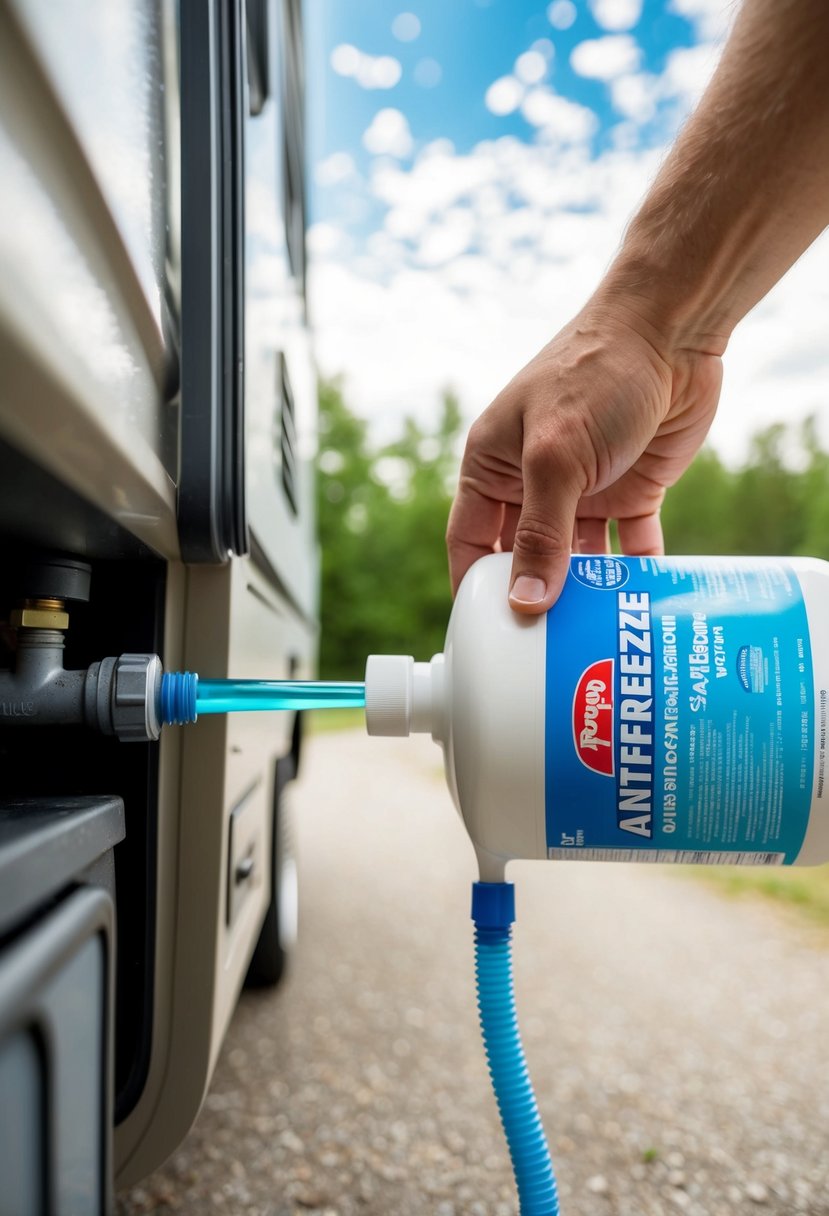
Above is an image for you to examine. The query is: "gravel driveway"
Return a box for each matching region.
[118,728,829,1216]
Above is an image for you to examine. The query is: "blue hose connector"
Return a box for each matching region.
[472,882,560,1216]
[160,671,199,726]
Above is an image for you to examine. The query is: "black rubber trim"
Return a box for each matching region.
[178,0,248,562]
[246,0,270,115]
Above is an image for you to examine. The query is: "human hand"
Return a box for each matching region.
[446,301,723,613]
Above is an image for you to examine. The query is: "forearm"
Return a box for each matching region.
[601,0,829,357]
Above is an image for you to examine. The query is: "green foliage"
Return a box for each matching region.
[316,378,460,678]
[317,381,829,679]
[662,416,829,562]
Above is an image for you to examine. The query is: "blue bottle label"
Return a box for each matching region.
[545,557,814,863]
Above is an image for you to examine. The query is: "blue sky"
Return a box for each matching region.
[304,0,829,461]
[308,0,696,191]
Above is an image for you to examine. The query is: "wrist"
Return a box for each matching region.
[595,232,737,363]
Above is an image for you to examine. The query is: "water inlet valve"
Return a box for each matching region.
[0,641,164,743]
[0,556,164,742]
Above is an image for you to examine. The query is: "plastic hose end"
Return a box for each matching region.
[471,881,515,931]
[160,671,199,726]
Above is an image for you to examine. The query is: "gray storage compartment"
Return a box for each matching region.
[0,796,124,1216]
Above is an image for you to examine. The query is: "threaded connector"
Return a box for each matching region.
[160,671,199,726]
[84,654,163,741]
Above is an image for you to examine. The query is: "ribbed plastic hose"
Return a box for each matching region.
[472,882,560,1216]
[161,670,198,725]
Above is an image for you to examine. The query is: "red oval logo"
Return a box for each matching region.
[573,659,614,776]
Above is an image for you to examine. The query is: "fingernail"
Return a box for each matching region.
[510,575,547,604]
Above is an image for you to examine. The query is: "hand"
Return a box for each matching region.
[446,300,723,612]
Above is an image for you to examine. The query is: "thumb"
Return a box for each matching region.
[508,457,582,615]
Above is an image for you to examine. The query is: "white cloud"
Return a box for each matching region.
[571,34,642,81]
[589,0,643,31]
[668,0,735,42]
[329,44,360,76]
[485,75,524,116]
[331,44,402,89]
[610,73,658,122]
[662,43,719,108]
[547,0,577,30]
[609,120,640,150]
[363,109,413,158]
[709,229,829,459]
[391,12,421,41]
[515,50,549,85]
[306,223,343,257]
[314,151,357,187]
[374,140,491,217]
[521,89,598,143]
[605,41,720,128]
[309,137,656,440]
[486,45,557,119]
[416,207,476,267]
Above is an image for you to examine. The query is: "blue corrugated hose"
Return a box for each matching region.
[472,882,560,1215]
[161,670,198,725]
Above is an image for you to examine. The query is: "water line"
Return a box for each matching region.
[160,672,365,725]
[195,679,366,714]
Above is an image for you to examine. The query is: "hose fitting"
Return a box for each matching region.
[86,654,163,741]
[160,671,199,725]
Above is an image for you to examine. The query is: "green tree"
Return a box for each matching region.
[316,379,461,678]
[792,416,829,562]
[661,447,734,554]
[663,415,829,559]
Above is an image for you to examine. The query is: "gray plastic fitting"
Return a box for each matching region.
[86,654,163,742]
[111,653,163,742]
[0,643,163,742]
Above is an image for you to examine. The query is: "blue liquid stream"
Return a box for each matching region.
[194,679,366,714]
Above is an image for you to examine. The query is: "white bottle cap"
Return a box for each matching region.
[365,654,446,738]
[365,655,415,736]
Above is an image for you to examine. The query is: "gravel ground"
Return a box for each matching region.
[118,729,829,1216]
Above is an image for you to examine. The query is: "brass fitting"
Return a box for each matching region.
[10,597,69,631]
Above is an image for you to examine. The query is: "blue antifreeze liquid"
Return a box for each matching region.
[161,674,365,724]
[196,679,365,714]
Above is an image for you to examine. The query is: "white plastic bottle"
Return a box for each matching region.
[365,552,829,880]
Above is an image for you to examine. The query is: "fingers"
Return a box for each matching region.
[446,482,506,595]
[500,503,520,553]
[508,498,663,613]
[618,511,664,556]
[576,517,610,554]
[508,451,584,615]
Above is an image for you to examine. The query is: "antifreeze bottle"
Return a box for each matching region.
[364,552,829,881]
